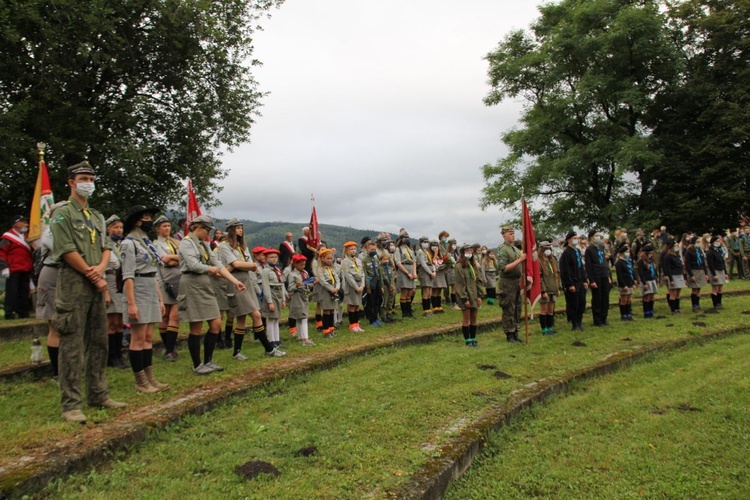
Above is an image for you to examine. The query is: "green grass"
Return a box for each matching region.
[446,333,750,499]
[36,294,750,498]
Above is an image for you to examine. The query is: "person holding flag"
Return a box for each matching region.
[496,225,526,343]
[0,215,33,319]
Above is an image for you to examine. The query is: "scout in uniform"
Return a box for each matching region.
[416,236,437,317]
[288,254,316,346]
[218,220,283,359]
[50,161,126,423]
[707,235,727,309]
[662,237,686,314]
[36,216,65,379]
[480,247,498,306]
[260,248,287,349]
[538,240,560,335]
[103,215,128,369]
[177,215,247,374]
[379,250,397,322]
[341,241,366,332]
[584,229,611,326]
[558,231,588,331]
[211,238,232,350]
[636,243,659,318]
[121,205,168,393]
[614,242,636,321]
[394,233,417,318]
[741,227,750,279]
[153,215,181,361]
[444,237,459,309]
[684,236,708,312]
[315,248,339,337]
[429,239,446,313]
[454,244,485,347]
[496,226,526,342]
[362,240,385,326]
[726,230,743,279]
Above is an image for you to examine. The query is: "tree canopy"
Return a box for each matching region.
[0,0,282,225]
[481,0,750,234]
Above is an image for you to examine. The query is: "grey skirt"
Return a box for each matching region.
[227,272,260,317]
[36,265,58,320]
[178,272,220,323]
[344,285,363,306]
[316,285,339,310]
[484,270,497,289]
[433,269,447,289]
[711,270,727,285]
[445,267,455,286]
[689,270,707,288]
[669,274,686,290]
[211,275,228,311]
[124,276,162,325]
[418,269,434,288]
[618,286,633,296]
[540,291,557,304]
[642,280,659,295]
[106,272,124,314]
[261,289,284,319]
[288,291,309,319]
[161,266,181,305]
[397,270,416,289]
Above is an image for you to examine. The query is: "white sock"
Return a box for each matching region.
[299,319,308,340]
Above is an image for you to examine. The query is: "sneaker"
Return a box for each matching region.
[299,339,316,346]
[233,352,249,361]
[193,363,215,375]
[371,320,383,327]
[452,304,461,311]
[61,409,87,424]
[163,351,179,362]
[205,361,224,372]
[265,347,287,357]
[323,332,336,338]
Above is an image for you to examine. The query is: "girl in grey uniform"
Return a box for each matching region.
[288,254,315,346]
[431,239,447,314]
[663,237,686,314]
[685,236,708,312]
[36,224,61,379]
[394,233,417,318]
[261,248,287,350]
[104,215,127,369]
[481,248,498,306]
[341,241,365,332]
[153,216,181,361]
[219,220,283,359]
[121,206,168,393]
[178,215,246,375]
[416,236,437,317]
[211,241,232,350]
[707,235,727,309]
[316,248,340,337]
[445,237,459,309]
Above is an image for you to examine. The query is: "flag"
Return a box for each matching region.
[522,198,541,310]
[27,158,54,244]
[185,179,202,234]
[308,196,320,251]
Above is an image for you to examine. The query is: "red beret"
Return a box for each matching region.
[263,248,280,255]
[292,254,307,263]
[251,246,266,254]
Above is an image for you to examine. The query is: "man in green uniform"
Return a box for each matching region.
[496,225,526,343]
[51,161,127,423]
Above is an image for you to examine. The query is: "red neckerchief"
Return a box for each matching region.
[271,264,282,282]
[301,270,309,280]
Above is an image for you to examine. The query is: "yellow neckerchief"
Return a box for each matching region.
[350,255,359,274]
[186,235,209,263]
[325,265,335,284]
[424,249,433,265]
[402,246,412,261]
[165,237,177,255]
[81,207,97,248]
[232,242,247,262]
[468,262,476,280]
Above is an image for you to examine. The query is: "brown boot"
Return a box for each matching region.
[134,370,159,394]
[144,365,170,391]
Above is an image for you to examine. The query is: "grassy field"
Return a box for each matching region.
[35,291,750,498]
[446,332,750,499]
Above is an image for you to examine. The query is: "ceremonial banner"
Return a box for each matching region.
[27,156,54,244]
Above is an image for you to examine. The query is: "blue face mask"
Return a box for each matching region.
[110,234,123,242]
[368,250,377,256]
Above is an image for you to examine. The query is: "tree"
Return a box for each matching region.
[0,0,282,225]
[480,0,679,233]
[648,0,750,234]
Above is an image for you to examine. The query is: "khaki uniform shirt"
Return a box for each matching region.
[50,197,112,265]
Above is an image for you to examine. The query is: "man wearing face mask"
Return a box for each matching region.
[559,231,588,331]
[0,215,34,319]
[50,161,127,423]
[496,226,526,343]
[584,229,611,327]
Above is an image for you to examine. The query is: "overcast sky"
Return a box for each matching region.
[213,0,543,245]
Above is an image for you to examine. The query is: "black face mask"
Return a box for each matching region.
[140,221,154,233]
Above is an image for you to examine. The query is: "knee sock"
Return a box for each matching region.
[188,334,202,368]
[431,295,439,310]
[539,314,545,332]
[315,314,323,330]
[400,302,408,317]
[462,325,471,344]
[667,297,674,312]
[253,324,273,352]
[166,326,179,353]
[718,293,723,306]
[224,317,234,341]
[675,298,680,311]
[158,327,167,347]
[129,349,144,373]
[204,331,218,364]
[422,298,431,312]
[451,293,457,305]
[298,319,309,340]
[289,317,297,334]
[348,311,356,327]
[324,313,335,333]
[143,348,153,368]
[620,305,626,319]
[233,328,245,355]
[470,325,477,343]
[47,346,59,377]
[108,333,118,360]
[352,310,360,327]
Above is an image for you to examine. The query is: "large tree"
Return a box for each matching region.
[0,0,282,225]
[480,0,679,233]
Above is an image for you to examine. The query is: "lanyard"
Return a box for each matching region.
[82,208,97,248]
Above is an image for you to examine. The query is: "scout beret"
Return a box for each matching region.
[105,214,121,227]
[292,254,307,263]
[429,239,439,246]
[225,218,243,229]
[459,244,473,252]
[343,241,357,248]
[360,236,371,245]
[67,161,95,178]
[501,225,515,234]
[564,231,577,242]
[251,246,266,254]
[448,238,457,244]
[153,215,169,227]
[539,240,552,248]
[263,248,280,255]
[319,248,334,258]
[191,214,215,230]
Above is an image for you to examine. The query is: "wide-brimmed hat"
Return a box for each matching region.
[105,214,121,227]
[123,205,160,234]
[153,215,170,227]
[189,215,215,231]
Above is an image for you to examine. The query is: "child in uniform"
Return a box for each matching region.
[288,254,315,346]
[260,248,287,350]
[538,240,560,335]
[454,244,485,347]
[615,242,636,321]
[341,241,366,332]
[416,236,437,317]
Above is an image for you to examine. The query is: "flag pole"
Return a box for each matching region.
[522,198,529,344]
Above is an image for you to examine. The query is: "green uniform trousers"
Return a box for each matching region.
[498,276,522,334]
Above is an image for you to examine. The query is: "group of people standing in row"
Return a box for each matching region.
[4,160,748,424]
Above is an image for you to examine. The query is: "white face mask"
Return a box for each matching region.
[388,245,395,253]
[464,252,473,260]
[572,239,579,247]
[421,242,429,250]
[75,181,95,198]
[622,233,628,239]
[19,227,28,234]
[594,236,601,243]
[713,241,721,247]
[673,245,679,252]
[544,249,552,256]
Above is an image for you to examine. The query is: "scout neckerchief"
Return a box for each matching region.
[324,264,335,285]
[127,233,161,266]
[185,235,209,264]
[402,246,412,261]
[696,248,703,267]
[165,237,178,255]
[624,256,634,280]
[597,246,604,264]
[574,248,582,268]
[468,262,476,280]
[81,207,97,248]
[270,263,282,282]
[649,260,656,280]
[424,249,433,265]
[350,256,360,274]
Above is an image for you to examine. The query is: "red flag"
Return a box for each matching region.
[185,179,202,234]
[28,157,54,244]
[522,198,541,309]
[308,202,320,251]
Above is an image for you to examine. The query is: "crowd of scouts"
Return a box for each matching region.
[3,161,749,424]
